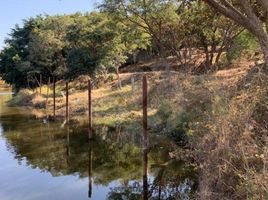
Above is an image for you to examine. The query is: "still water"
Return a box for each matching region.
[0,89,196,200]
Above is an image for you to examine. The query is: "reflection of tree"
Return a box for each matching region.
[107,162,196,200]
[2,123,143,183]
[107,181,143,200]
[2,120,197,199]
[107,145,197,200]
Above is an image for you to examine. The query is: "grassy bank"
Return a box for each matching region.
[7,62,253,141]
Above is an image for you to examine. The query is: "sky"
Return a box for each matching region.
[0,0,100,50]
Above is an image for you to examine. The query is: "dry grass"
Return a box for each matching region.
[196,65,268,200]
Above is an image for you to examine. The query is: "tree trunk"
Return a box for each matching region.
[116,67,121,89]
[258,35,268,66]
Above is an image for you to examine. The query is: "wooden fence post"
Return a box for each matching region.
[143,74,148,149]
[88,79,93,139]
[66,81,69,124]
[142,74,148,200]
[53,77,56,119]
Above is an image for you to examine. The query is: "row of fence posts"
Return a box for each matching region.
[61,75,148,142]
[52,75,148,199]
[60,80,91,132]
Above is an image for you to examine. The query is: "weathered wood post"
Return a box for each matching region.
[88,79,93,139]
[53,77,56,119]
[142,74,148,200]
[143,74,148,149]
[66,81,69,124]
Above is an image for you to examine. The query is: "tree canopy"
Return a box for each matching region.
[0,0,263,90]
[0,12,149,90]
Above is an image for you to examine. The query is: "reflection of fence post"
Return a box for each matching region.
[88,79,93,139]
[143,74,148,200]
[143,149,148,200]
[88,142,92,198]
[66,81,69,124]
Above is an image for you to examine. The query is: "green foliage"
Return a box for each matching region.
[101,0,180,57]
[170,111,190,146]
[0,16,43,90]
[0,12,149,90]
[226,30,260,64]
[157,100,173,125]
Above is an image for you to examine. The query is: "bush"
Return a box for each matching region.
[7,89,33,107]
[226,30,260,64]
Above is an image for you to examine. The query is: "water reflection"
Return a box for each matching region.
[143,147,148,200]
[88,141,93,198]
[0,92,197,199]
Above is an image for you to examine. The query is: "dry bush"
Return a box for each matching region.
[196,65,268,200]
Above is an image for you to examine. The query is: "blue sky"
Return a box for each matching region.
[0,0,100,50]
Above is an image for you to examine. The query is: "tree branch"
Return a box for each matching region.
[203,0,252,32]
[258,0,268,13]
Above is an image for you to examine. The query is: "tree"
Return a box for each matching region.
[102,0,243,70]
[29,15,74,81]
[101,0,180,62]
[188,2,243,69]
[66,12,149,86]
[203,0,268,65]
[0,17,43,91]
[1,13,149,90]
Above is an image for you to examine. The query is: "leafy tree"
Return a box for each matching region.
[0,17,43,91]
[101,0,179,63]
[0,12,149,90]
[66,12,149,85]
[203,0,268,66]
[29,15,74,81]
[101,0,243,70]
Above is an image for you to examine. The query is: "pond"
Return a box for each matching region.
[0,89,197,200]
